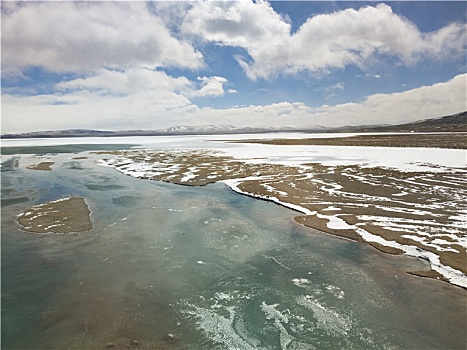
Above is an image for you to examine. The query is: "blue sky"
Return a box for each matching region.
[1,1,466,133]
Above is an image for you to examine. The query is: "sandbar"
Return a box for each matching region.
[26,161,55,171]
[17,197,92,233]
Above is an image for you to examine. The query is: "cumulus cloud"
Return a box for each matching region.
[56,68,193,96]
[1,68,233,132]
[182,101,312,128]
[1,88,195,132]
[189,76,229,98]
[3,74,465,133]
[182,1,466,80]
[188,74,466,127]
[1,1,203,74]
[181,0,290,48]
[1,1,465,133]
[312,73,467,126]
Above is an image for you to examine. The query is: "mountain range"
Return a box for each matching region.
[2,111,465,139]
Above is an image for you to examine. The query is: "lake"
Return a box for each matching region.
[1,142,466,349]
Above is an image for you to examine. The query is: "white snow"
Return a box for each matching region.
[4,133,466,288]
[2,133,466,172]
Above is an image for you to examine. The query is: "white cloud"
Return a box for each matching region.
[56,68,192,96]
[312,73,467,126]
[181,0,290,49]
[324,82,345,92]
[189,76,229,98]
[1,88,195,132]
[1,0,465,134]
[3,74,464,133]
[55,68,233,99]
[365,74,382,79]
[183,101,313,128]
[182,2,466,80]
[1,68,234,132]
[1,2,203,74]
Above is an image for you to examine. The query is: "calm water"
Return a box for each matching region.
[1,149,466,349]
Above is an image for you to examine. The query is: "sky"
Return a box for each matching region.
[1,1,466,133]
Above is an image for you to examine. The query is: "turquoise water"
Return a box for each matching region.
[1,150,466,349]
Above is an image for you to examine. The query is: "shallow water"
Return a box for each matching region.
[1,150,466,349]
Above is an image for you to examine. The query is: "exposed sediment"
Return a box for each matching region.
[17,197,92,233]
[228,133,467,149]
[407,269,450,282]
[26,161,55,171]
[95,148,467,287]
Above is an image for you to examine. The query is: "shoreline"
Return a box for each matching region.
[228,133,467,150]
[3,142,467,350]
[221,178,466,289]
[93,148,466,289]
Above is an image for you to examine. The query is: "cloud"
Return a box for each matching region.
[365,74,382,79]
[324,82,345,92]
[1,68,234,132]
[2,67,193,132]
[189,76,229,98]
[253,88,270,95]
[1,88,196,133]
[181,0,290,48]
[189,74,466,127]
[182,2,466,80]
[183,102,312,128]
[312,73,467,126]
[3,74,464,133]
[1,1,203,75]
[56,68,193,96]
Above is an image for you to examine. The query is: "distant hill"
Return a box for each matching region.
[338,111,467,133]
[2,111,465,139]
[0,124,327,139]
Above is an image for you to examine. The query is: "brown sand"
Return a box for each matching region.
[17,197,92,233]
[27,161,55,171]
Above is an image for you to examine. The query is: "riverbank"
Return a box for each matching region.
[228,132,467,149]
[96,147,467,288]
[2,141,466,349]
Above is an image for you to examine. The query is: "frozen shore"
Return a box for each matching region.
[4,133,466,287]
[94,140,466,288]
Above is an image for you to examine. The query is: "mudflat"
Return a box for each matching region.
[26,161,55,171]
[229,133,467,149]
[17,197,92,233]
[97,147,466,285]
